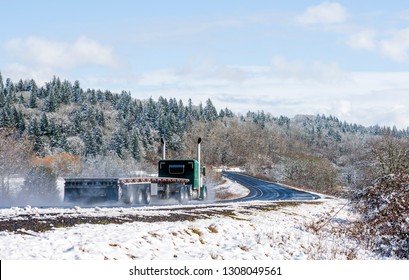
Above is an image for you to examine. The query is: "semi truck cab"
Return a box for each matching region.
[158,159,204,190]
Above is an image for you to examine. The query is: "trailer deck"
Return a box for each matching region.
[64,177,190,185]
[64,176,192,205]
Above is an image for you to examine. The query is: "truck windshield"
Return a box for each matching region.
[169,164,185,174]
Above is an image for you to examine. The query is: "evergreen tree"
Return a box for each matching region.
[0,109,10,128]
[89,90,97,105]
[58,133,69,152]
[16,79,24,92]
[130,132,141,161]
[97,90,106,103]
[141,125,154,152]
[84,130,97,157]
[45,89,58,112]
[18,94,25,105]
[60,80,72,105]
[97,110,106,127]
[10,106,20,126]
[0,91,5,107]
[93,127,103,154]
[224,107,233,118]
[16,110,26,133]
[29,79,38,94]
[5,88,16,104]
[5,78,15,96]
[110,133,124,158]
[146,97,157,124]
[29,90,38,108]
[198,102,204,120]
[72,80,82,103]
[219,109,226,118]
[204,98,218,122]
[119,128,129,150]
[0,72,4,93]
[157,110,170,140]
[86,106,97,127]
[72,111,82,134]
[40,113,49,136]
[28,118,43,153]
[187,98,193,115]
[48,118,61,148]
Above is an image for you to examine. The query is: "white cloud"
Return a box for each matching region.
[398,10,409,21]
[2,63,55,86]
[347,29,377,50]
[346,27,409,62]
[296,2,348,25]
[5,36,120,70]
[271,56,349,82]
[338,100,352,116]
[176,59,247,82]
[378,28,409,62]
[296,3,409,64]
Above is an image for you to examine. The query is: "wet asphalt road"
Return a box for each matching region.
[222,171,321,202]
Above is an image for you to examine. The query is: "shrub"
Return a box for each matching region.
[284,155,339,195]
[351,173,409,259]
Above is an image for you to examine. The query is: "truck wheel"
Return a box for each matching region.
[187,186,192,201]
[200,186,208,201]
[144,185,151,205]
[178,186,188,204]
[135,188,144,205]
[124,187,133,205]
[118,186,123,202]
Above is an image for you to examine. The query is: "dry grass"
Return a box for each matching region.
[190,228,203,236]
[208,225,218,234]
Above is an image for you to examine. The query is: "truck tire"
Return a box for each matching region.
[178,185,188,204]
[135,188,144,205]
[144,185,151,205]
[187,185,193,200]
[118,186,124,202]
[200,186,207,201]
[123,187,133,205]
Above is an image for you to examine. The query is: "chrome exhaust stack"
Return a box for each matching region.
[197,137,202,188]
[160,138,166,160]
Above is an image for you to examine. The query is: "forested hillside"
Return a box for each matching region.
[1,72,408,196]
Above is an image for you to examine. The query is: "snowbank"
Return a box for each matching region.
[0,198,383,260]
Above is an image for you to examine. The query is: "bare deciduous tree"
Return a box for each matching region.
[0,128,32,199]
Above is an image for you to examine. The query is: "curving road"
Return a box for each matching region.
[222,171,320,202]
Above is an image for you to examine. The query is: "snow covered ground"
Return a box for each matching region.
[0,178,385,260]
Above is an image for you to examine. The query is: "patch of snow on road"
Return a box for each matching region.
[213,176,250,200]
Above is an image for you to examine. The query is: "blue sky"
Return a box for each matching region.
[1,1,409,128]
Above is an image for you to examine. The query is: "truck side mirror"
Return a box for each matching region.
[202,166,206,176]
